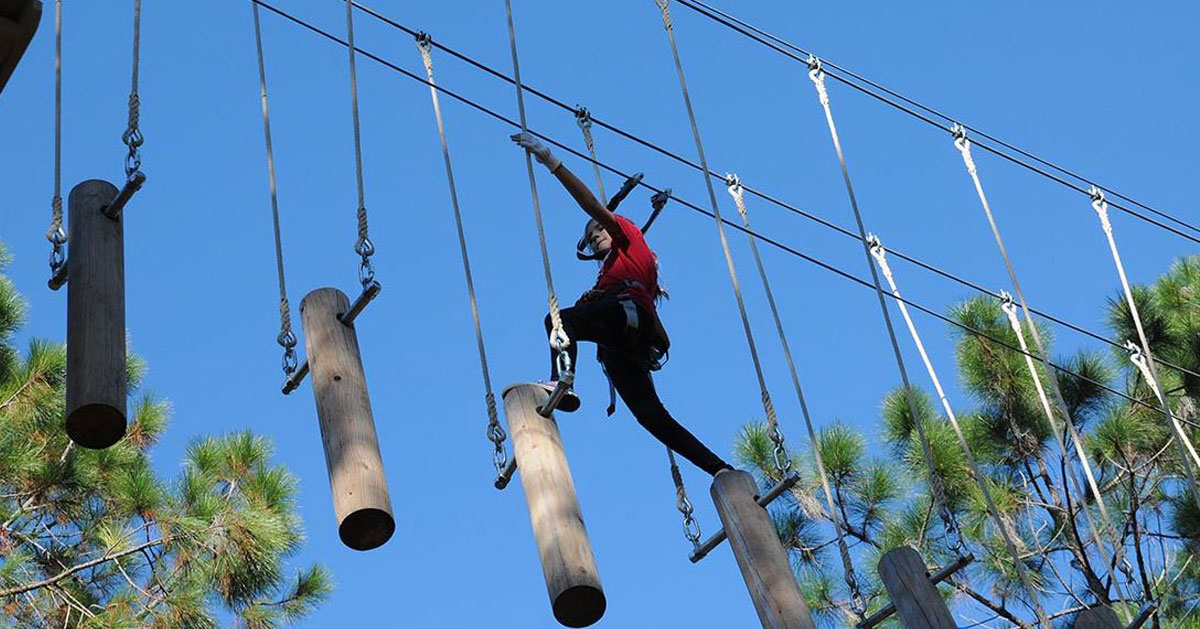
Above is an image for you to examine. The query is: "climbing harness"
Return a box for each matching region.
[416,31,510,486]
[726,173,865,617]
[503,0,573,416]
[870,238,1050,626]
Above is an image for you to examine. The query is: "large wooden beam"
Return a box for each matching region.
[504,383,605,628]
[876,546,956,629]
[0,0,40,96]
[301,287,394,551]
[710,469,814,629]
[1076,606,1122,629]
[65,180,126,449]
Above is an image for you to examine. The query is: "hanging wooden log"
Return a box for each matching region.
[876,546,955,629]
[65,179,127,450]
[0,0,40,96]
[503,383,605,628]
[1076,606,1123,629]
[300,287,394,551]
[710,469,814,629]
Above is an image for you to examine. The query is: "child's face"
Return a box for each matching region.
[586,221,612,257]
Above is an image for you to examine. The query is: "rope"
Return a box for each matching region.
[251,3,298,378]
[1090,189,1200,511]
[653,0,780,444]
[416,33,508,476]
[574,107,607,205]
[121,0,143,180]
[502,0,571,376]
[668,448,702,549]
[951,127,1134,614]
[870,240,1050,626]
[804,56,970,565]
[343,0,375,288]
[726,175,864,617]
[46,0,66,280]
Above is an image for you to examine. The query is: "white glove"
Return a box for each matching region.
[511,131,562,172]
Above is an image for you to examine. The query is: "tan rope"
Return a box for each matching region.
[574,107,608,205]
[121,0,143,179]
[46,0,66,278]
[343,0,375,287]
[417,34,508,475]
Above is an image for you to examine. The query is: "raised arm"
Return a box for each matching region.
[511,132,619,233]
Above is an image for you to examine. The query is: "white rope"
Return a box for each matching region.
[121,0,143,179]
[46,0,66,278]
[952,127,1134,615]
[653,0,780,442]
[727,176,865,617]
[574,107,607,205]
[870,239,1050,627]
[1092,189,1200,510]
[344,0,375,287]
[416,33,508,475]
[502,0,570,368]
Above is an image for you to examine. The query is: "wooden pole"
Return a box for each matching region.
[65,180,127,449]
[0,0,41,95]
[300,287,394,551]
[504,383,605,628]
[876,547,956,629]
[710,469,815,629]
[1076,606,1123,629]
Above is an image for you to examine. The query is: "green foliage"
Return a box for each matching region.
[0,245,328,627]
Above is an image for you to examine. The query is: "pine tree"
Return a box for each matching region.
[0,241,330,627]
[733,255,1200,627]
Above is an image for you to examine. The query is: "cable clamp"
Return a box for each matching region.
[998,289,1016,313]
[574,106,593,129]
[724,172,741,191]
[415,30,432,50]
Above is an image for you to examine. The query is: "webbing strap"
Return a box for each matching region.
[46,0,66,280]
[575,107,608,205]
[343,0,375,287]
[727,177,864,617]
[417,34,508,477]
[871,241,1050,626]
[1091,189,1200,510]
[952,127,1133,613]
[804,57,969,566]
[251,2,298,378]
[653,0,781,450]
[503,0,570,371]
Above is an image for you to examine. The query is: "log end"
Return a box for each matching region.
[338,507,395,551]
[65,403,127,449]
[553,584,606,628]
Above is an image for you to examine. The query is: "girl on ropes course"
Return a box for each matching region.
[512,131,733,477]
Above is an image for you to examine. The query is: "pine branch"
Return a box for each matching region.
[0,537,165,597]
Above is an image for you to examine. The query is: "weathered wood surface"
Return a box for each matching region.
[65,180,126,449]
[1076,606,1123,629]
[877,546,956,629]
[504,383,605,628]
[301,287,394,551]
[0,0,41,95]
[711,469,814,629]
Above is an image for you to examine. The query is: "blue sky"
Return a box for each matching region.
[1,0,1197,626]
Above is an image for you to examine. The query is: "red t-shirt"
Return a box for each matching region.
[592,215,658,314]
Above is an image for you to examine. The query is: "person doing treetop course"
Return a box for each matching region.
[512,132,733,476]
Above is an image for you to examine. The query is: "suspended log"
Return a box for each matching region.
[65,179,126,449]
[301,287,394,551]
[1076,606,1122,629]
[876,547,955,629]
[710,469,814,629]
[503,383,605,628]
[0,0,40,96]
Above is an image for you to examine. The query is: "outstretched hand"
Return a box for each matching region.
[510,131,562,172]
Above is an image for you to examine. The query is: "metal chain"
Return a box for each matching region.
[574,107,608,205]
[46,0,66,280]
[503,0,572,381]
[870,238,1050,626]
[417,32,509,475]
[726,174,867,615]
[1091,188,1200,511]
[668,448,702,548]
[805,55,971,562]
[121,0,143,181]
[344,0,375,289]
[251,2,298,378]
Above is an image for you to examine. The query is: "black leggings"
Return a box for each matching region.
[545,298,731,476]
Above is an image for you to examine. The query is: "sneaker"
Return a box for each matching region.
[538,381,581,413]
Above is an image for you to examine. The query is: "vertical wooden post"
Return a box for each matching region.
[504,383,605,628]
[1076,606,1123,629]
[710,469,815,629]
[877,547,956,629]
[0,0,41,95]
[301,287,394,551]
[65,180,127,450]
